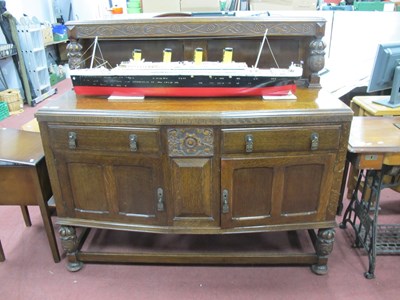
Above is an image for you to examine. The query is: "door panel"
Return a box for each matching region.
[170,158,219,227]
[55,152,165,225]
[68,162,109,213]
[231,167,274,218]
[221,153,336,228]
[281,164,324,216]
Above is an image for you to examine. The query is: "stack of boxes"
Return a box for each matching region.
[0,89,23,115]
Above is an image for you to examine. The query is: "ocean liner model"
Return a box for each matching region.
[70,32,303,98]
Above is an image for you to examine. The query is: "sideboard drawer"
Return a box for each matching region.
[48,125,161,154]
[221,126,341,154]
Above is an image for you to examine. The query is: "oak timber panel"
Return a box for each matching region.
[231,166,274,218]
[281,164,323,215]
[114,164,162,223]
[68,162,109,213]
[170,158,218,227]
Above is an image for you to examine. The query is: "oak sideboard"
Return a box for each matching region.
[36,88,352,273]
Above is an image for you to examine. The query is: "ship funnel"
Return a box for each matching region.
[194,48,203,64]
[132,49,142,62]
[163,48,172,63]
[223,47,233,63]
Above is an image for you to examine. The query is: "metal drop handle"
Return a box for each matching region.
[129,134,138,152]
[68,132,77,149]
[157,188,164,211]
[245,134,254,153]
[311,132,319,151]
[222,189,229,213]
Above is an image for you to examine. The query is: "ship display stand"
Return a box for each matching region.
[17,16,55,106]
[340,164,400,279]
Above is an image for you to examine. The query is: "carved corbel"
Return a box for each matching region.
[308,38,326,88]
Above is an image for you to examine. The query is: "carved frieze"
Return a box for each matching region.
[72,21,323,39]
[168,128,214,157]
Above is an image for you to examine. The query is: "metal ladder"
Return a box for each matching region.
[17,16,55,106]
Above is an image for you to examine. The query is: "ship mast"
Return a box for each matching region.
[90,36,98,69]
[254,29,280,69]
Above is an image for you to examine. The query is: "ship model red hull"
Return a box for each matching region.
[73,84,297,98]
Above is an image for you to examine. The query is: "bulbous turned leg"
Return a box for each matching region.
[59,226,83,272]
[311,228,335,275]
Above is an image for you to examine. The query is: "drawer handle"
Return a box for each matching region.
[68,132,77,149]
[222,189,229,213]
[311,132,319,151]
[157,187,164,212]
[129,134,138,152]
[245,134,254,153]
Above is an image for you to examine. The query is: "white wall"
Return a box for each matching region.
[321,11,400,97]
[70,0,111,20]
[5,0,55,23]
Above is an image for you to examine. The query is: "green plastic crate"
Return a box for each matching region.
[0,101,10,121]
[354,1,388,11]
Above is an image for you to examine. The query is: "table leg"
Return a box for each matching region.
[340,168,388,279]
[33,171,61,263]
[0,239,5,262]
[337,159,350,215]
[37,197,60,263]
[20,206,32,227]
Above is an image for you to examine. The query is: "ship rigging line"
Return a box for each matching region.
[254,29,280,69]
[81,37,112,69]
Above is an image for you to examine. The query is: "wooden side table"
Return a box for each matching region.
[0,128,60,262]
[343,96,400,202]
[351,96,400,117]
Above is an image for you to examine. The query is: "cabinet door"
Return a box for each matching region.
[169,157,219,228]
[54,152,166,226]
[166,127,219,228]
[220,153,336,228]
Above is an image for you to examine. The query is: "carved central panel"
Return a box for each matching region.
[168,128,214,157]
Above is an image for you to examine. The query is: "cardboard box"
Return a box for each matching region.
[180,0,221,12]
[0,89,23,113]
[250,0,316,11]
[142,0,180,13]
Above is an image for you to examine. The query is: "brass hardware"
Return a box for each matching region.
[222,189,229,213]
[245,134,253,153]
[68,132,77,149]
[311,132,319,150]
[129,134,138,152]
[157,188,164,211]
